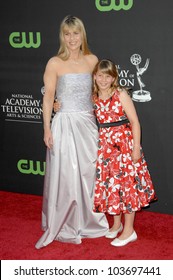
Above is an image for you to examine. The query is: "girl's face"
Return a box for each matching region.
[94,70,115,92]
[63,27,82,52]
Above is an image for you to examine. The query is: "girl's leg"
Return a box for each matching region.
[105,213,123,238]
[118,212,135,239]
[109,213,122,232]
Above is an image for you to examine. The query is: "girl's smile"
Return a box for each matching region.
[94,70,115,94]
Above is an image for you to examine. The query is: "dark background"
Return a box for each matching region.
[0,0,172,214]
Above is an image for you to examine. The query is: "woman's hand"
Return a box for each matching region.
[44,128,53,149]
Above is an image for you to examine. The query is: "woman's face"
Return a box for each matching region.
[63,27,82,52]
[94,70,115,92]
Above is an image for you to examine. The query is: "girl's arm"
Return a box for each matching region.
[53,99,61,112]
[119,89,141,163]
[43,58,57,149]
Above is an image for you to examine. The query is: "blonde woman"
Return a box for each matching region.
[35,16,108,249]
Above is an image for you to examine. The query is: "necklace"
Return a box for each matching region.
[70,59,80,65]
[69,54,82,65]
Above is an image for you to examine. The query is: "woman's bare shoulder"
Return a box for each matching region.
[85,54,98,70]
[47,56,63,66]
[45,56,63,73]
[85,54,98,62]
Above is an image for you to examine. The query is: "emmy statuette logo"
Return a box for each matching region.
[130,54,151,102]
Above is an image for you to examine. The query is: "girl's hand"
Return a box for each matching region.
[131,146,141,164]
[53,99,61,112]
[44,129,53,149]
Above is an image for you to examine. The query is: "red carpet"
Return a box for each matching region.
[0,190,173,260]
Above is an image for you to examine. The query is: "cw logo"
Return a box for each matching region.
[17,159,45,176]
[95,0,133,11]
[9,32,41,48]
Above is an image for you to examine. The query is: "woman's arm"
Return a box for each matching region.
[43,58,57,148]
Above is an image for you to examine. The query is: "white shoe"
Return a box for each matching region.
[105,223,123,239]
[111,231,137,247]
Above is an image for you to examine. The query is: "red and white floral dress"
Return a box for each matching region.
[93,90,156,215]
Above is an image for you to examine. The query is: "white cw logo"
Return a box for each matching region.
[95,0,133,11]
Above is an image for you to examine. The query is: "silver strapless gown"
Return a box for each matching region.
[35,73,108,249]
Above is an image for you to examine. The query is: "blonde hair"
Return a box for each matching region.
[58,15,92,60]
[92,59,119,99]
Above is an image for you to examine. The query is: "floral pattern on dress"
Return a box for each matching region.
[93,90,157,214]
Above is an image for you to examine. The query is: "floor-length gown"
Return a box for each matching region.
[35,73,108,249]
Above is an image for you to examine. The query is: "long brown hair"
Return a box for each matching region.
[58,15,92,60]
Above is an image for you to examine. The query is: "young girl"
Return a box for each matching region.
[92,59,157,247]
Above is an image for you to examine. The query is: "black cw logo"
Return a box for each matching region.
[9,32,41,48]
[95,0,133,11]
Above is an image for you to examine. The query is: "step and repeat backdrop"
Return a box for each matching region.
[0,0,172,214]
